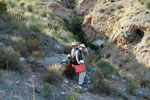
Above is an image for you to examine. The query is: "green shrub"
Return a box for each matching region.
[117,5,124,9]
[66,31,74,40]
[0,0,7,14]
[99,9,105,13]
[66,93,80,100]
[147,39,150,46]
[44,64,64,84]
[27,4,33,12]
[138,0,150,9]
[65,16,98,51]
[41,82,51,97]
[116,16,122,21]
[92,59,119,77]
[92,71,116,95]
[107,0,115,2]
[0,72,2,81]
[63,0,76,9]
[25,38,44,57]
[67,16,83,34]
[126,79,140,94]
[0,48,21,71]
[29,22,44,32]
[61,44,72,54]
[90,7,94,12]
[146,1,150,9]
[138,0,145,4]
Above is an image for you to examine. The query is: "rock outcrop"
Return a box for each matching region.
[47,1,73,19]
[75,0,98,15]
[80,0,150,80]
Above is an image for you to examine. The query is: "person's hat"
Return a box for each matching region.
[80,44,86,48]
[72,42,78,46]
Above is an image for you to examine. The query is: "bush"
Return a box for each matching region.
[67,16,83,34]
[27,4,33,12]
[92,59,119,77]
[63,0,76,9]
[0,72,2,81]
[41,82,51,97]
[0,0,7,14]
[116,16,122,21]
[0,48,21,71]
[138,0,145,4]
[92,71,116,95]
[138,0,150,9]
[66,93,80,100]
[4,36,44,58]
[126,79,140,94]
[99,9,105,13]
[107,0,115,2]
[92,67,117,95]
[65,17,99,51]
[29,22,44,32]
[117,5,124,9]
[146,1,150,9]
[44,64,64,84]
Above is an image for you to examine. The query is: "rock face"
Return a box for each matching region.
[48,1,73,19]
[75,0,98,15]
[80,0,150,80]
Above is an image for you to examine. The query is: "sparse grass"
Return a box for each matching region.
[126,79,140,94]
[0,48,21,71]
[41,82,51,97]
[44,64,64,84]
[66,93,80,100]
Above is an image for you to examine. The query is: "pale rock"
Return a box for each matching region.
[92,40,104,47]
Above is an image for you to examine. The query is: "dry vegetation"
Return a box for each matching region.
[44,64,65,85]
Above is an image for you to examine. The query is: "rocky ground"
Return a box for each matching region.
[0,53,115,100]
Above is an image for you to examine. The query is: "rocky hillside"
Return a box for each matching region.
[1,0,150,100]
[80,0,150,80]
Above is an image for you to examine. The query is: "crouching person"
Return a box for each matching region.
[76,44,88,85]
